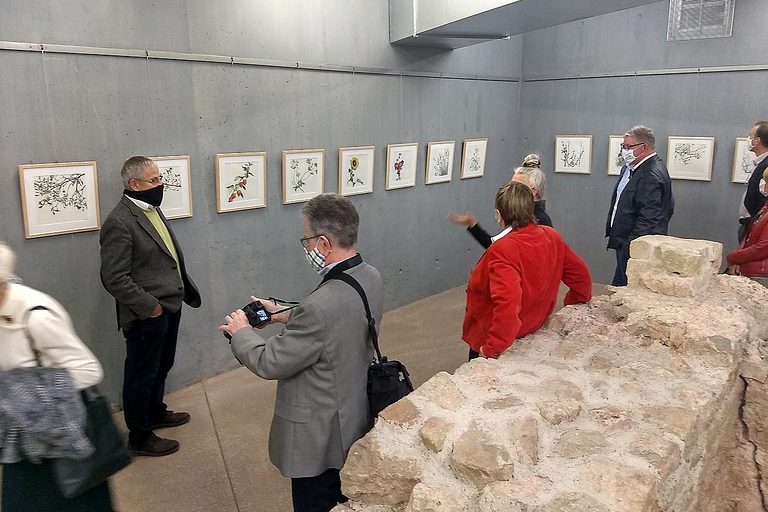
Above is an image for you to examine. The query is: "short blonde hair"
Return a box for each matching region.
[495,182,535,228]
[0,242,16,284]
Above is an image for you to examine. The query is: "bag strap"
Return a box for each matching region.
[324,271,382,362]
[21,305,50,367]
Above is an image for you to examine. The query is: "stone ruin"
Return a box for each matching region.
[333,235,768,512]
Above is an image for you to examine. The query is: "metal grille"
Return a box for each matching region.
[667,0,735,41]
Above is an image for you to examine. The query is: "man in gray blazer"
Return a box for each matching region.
[220,193,382,512]
[100,156,201,457]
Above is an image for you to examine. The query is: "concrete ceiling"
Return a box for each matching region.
[391,0,664,49]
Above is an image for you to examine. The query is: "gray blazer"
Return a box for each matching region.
[231,260,382,478]
[100,196,201,330]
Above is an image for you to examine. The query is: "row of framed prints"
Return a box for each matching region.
[554,135,756,183]
[17,139,488,239]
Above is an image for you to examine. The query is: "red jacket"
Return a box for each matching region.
[727,204,768,277]
[462,224,592,358]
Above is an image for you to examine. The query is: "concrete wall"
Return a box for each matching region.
[0,0,523,401]
[518,0,766,283]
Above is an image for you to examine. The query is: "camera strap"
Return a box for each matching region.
[324,271,383,363]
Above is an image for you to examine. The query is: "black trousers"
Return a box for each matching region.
[1,460,113,512]
[468,348,480,361]
[291,468,347,512]
[611,243,630,287]
[122,308,181,443]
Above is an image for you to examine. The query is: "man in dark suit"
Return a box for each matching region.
[100,156,201,456]
[605,126,674,286]
[739,121,768,242]
[220,194,382,512]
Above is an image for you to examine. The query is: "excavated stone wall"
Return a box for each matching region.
[334,235,768,512]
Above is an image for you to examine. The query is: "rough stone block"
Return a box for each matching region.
[478,478,552,512]
[450,423,514,487]
[483,395,524,410]
[534,492,610,512]
[642,406,697,439]
[543,378,584,401]
[538,399,581,425]
[630,431,682,479]
[379,397,421,427]
[554,430,608,459]
[405,483,469,512]
[511,416,539,465]
[413,372,466,411]
[419,416,454,453]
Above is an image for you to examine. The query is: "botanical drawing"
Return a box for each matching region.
[559,141,585,168]
[740,148,755,176]
[673,143,706,165]
[346,157,364,187]
[159,166,182,191]
[469,147,482,174]
[34,173,88,215]
[393,153,405,181]
[291,157,319,192]
[433,148,450,176]
[226,162,255,202]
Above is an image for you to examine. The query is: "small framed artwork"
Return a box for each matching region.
[667,136,715,181]
[608,135,625,176]
[215,152,267,213]
[283,149,324,204]
[554,135,592,174]
[151,155,193,219]
[425,141,455,185]
[385,143,418,190]
[18,161,101,239]
[460,138,488,179]
[339,146,375,196]
[732,137,757,184]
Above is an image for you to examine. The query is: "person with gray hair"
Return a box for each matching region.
[605,125,674,286]
[220,193,382,512]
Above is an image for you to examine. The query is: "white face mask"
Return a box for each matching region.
[304,247,326,273]
[760,179,768,197]
[746,136,756,152]
[621,148,637,166]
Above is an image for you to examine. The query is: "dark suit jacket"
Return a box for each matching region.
[605,155,674,249]
[100,195,201,330]
[743,156,768,217]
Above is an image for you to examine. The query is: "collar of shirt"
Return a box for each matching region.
[491,226,513,243]
[628,152,657,172]
[125,194,155,212]
[754,151,768,166]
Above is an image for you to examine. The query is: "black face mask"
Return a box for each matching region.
[124,184,164,207]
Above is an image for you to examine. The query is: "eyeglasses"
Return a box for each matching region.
[132,175,163,185]
[300,234,324,249]
[620,142,645,150]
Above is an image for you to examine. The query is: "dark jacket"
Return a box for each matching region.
[743,156,768,217]
[100,196,201,330]
[605,154,674,249]
[467,201,553,250]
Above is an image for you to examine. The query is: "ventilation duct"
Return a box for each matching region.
[667,0,735,41]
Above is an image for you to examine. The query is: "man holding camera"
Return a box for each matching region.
[220,193,382,512]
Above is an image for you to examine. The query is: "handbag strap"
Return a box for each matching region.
[324,271,383,362]
[21,305,50,367]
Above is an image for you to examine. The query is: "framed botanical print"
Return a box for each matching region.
[338,146,374,196]
[19,161,101,239]
[425,141,455,185]
[732,137,756,184]
[282,149,324,204]
[667,136,715,181]
[608,135,625,176]
[215,152,267,213]
[554,135,592,174]
[150,155,193,219]
[460,138,487,179]
[385,143,418,190]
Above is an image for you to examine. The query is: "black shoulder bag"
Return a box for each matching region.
[324,269,414,419]
[23,306,132,498]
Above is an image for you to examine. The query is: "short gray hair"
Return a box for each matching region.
[121,156,156,188]
[514,166,546,200]
[625,125,655,148]
[0,242,16,285]
[301,194,359,249]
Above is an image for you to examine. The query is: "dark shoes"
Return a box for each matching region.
[152,410,191,429]
[129,433,179,457]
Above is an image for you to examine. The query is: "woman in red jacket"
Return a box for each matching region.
[727,168,768,281]
[463,182,592,360]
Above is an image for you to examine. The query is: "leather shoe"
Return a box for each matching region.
[129,434,179,457]
[152,410,191,429]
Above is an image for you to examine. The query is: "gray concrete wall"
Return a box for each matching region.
[0,1,522,401]
[519,0,766,284]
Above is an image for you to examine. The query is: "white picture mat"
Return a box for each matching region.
[426,141,455,184]
[216,153,267,212]
[461,138,487,179]
[20,162,100,238]
[339,146,375,196]
[385,143,418,190]
[283,150,324,204]
[152,156,192,219]
[667,136,714,181]
[732,137,756,184]
[554,135,592,174]
[608,135,624,176]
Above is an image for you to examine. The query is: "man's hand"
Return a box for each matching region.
[447,212,478,228]
[251,296,291,325]
[148,304,163,318]
[219,309,251,338]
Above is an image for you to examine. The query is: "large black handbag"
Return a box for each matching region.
[325,272,414,419]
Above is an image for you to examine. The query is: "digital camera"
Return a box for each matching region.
[223,300,271,341]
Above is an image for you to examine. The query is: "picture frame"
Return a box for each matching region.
[667,136,715,181]
[732,137,756,184]
[19,161,101,239]
[151,155,193,219]
[215,152,268,213]
[385,143,418,190]
[607,135,625,176]
[425,141,455,185]
[554,135,592,174]
[282,149,324,204]
[338,146,375,197]
[460,138,488,179]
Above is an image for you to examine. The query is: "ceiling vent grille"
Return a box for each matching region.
[667,0,735,41]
